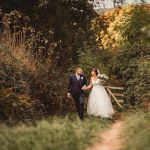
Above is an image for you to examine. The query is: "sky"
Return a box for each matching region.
[94,0,150,9]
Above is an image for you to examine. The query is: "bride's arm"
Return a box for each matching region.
[82,79,92,90]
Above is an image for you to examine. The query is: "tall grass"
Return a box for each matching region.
[0,25,51,76]
[122,110,150,150]
[0,115,112,150]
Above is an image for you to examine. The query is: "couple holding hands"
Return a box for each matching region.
[68,67,114,120]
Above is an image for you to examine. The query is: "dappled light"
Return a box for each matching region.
[0,1,150,150]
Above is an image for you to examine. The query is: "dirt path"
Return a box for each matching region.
[86,121,123,150]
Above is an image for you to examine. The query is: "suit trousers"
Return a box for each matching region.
[72,93,84,120]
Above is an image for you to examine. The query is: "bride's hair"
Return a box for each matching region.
[92,68,99,76]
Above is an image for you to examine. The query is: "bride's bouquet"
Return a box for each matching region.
[98,73,109,80]
[97,69,109,80]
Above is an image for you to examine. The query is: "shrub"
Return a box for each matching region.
[125,59,150,107]
[0,44,46,121]
[110,42,150,107]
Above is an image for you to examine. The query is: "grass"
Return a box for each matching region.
[0,114,112,150]
[122,110,150,150]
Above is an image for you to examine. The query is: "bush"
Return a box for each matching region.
[29,68,75,114]
[125,59,150,107]
[110,42,150,107]
[0,42,75,121]
[0,44,46,121]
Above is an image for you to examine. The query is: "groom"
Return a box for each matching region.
[68,67,87,120]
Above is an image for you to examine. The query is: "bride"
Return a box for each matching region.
[82,68,114,118]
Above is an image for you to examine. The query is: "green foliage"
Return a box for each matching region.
[91,4,150,107]
[78,47,111,75]
[111,43,149,80]
[121,5,150,43]
[78,48,99,73]
[125,59,150,107]
[123,111,150,150]
[110,42,150,106]
[0,115,112,150]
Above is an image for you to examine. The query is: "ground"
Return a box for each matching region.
[86,121,123,150]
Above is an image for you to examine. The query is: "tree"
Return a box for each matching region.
[113,0,126,8]
[1,0,96,66]
[140,0,146,3]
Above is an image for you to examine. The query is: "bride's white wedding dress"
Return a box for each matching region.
[87,78,114,118]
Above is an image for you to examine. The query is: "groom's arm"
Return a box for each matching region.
[84,75,87,86]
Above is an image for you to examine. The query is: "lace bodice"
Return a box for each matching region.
[91,78,102,86]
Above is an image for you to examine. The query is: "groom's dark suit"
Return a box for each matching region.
[68,74,87,119]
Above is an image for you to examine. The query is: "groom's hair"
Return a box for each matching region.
[76,67,81,71]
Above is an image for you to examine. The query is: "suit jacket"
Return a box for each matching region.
[68,74,87,96]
